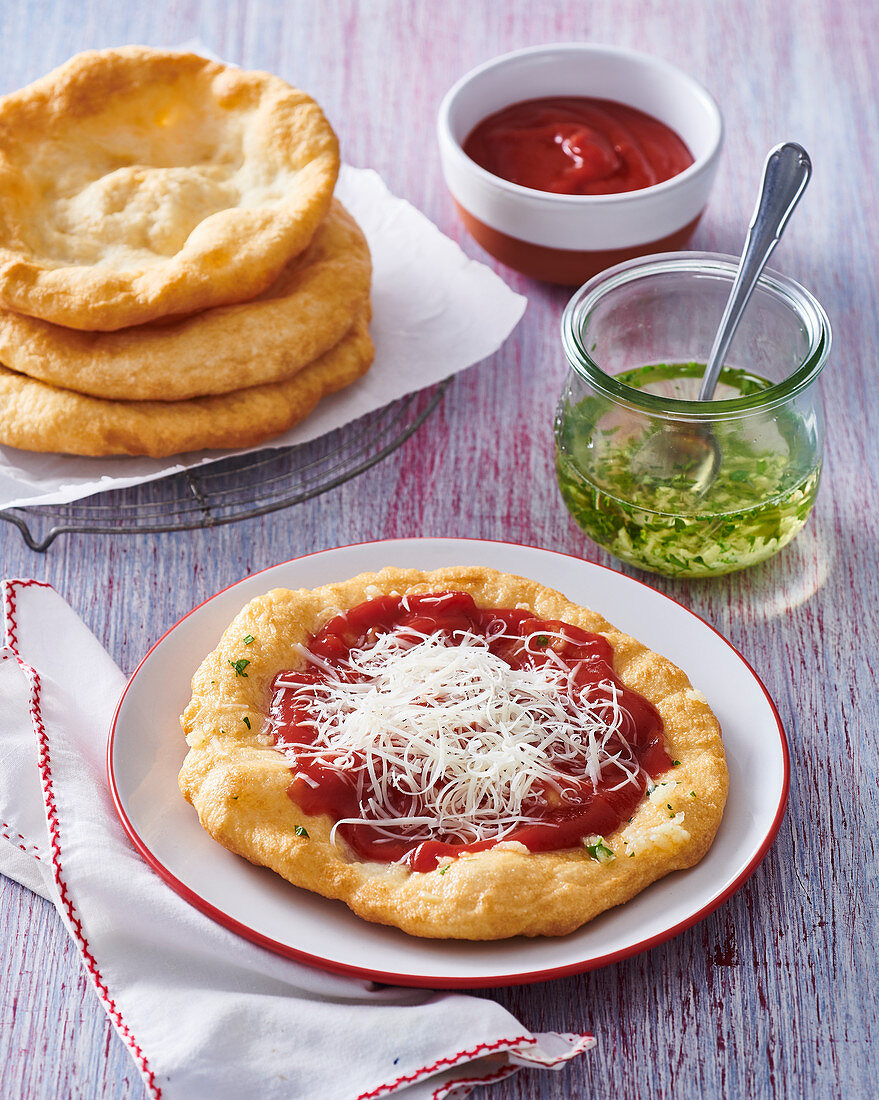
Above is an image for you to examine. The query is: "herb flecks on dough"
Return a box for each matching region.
[583,836,615,864]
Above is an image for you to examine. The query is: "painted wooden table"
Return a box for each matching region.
[1,1,876,1097]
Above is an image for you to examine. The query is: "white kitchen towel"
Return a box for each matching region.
[0,579,593,1100]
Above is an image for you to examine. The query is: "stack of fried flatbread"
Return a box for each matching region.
[0,47,373,457]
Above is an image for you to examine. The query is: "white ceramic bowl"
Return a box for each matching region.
[437,43,723,285]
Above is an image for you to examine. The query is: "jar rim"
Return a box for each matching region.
[560,251,832,419]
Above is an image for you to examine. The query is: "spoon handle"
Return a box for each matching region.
[698,142,812,401]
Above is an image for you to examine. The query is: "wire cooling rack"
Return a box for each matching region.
[0,381,450,552]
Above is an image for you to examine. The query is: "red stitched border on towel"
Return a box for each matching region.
[430,1032,597,1099]
[4,579,161,1100]
[355,1037,535,1099]
[429,1034,594,1095]
[430,1062,519,1100]
[357,1028,596,1098]
[0,821,42,860]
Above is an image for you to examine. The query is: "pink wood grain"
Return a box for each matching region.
[1,0,877,1097]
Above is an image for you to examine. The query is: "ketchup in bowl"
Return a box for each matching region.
[463,96,694,196]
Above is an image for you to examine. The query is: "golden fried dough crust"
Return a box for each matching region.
[0,47,339,330]
[0,201,371,400]
[179,567,729,939]
[0,311,372,457]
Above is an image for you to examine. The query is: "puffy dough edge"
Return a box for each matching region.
[0,308,373,456]
[178,566,729,940]
[0,47,340,330]
[0,200,372,400]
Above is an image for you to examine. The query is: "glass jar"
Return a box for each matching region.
[555,252,831,577]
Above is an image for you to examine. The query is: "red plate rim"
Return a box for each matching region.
[107,536,790,989]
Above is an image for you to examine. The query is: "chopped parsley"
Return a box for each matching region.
[294,825,309,838]
[555,362,821,577]
[584,837,615,864]
[438,865,449,875]
[228,658,250,677]
[242,634,255,645]
[673,760,681,767]
[535,635,549,647]
[242,716,251,730]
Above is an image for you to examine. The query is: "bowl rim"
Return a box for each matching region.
[560,251,832,418]
[437,42,724,207]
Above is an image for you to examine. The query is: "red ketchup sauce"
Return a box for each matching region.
[270,592,671,871]
[463,96,693,196]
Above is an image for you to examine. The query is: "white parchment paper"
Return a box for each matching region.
[0,166,525,510]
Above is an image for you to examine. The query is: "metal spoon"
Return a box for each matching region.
[629,142,812,494]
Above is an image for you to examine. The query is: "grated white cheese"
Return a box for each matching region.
[273,625,645,850]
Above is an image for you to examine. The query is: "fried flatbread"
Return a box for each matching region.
[0,47,339,330]
[0,201,371,400]
[179,566,729,939]
[0,310,372,457]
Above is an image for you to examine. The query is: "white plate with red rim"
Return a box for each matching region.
[108,538,789,989]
